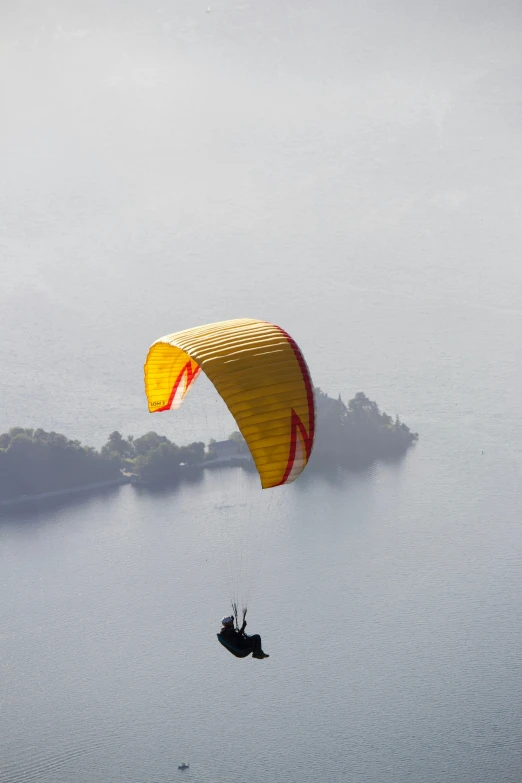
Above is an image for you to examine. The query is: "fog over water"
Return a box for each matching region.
[1,1,521,781]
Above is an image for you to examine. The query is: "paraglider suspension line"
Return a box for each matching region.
[231,602,247,632]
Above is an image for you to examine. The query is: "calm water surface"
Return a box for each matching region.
[1,410,521,782]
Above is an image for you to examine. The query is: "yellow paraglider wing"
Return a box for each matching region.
[144,318,315,489]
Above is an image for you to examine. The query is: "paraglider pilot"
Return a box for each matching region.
[218,610,269,659]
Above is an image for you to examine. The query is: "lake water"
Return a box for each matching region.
[1,1,522,780]
[1,377,521,782]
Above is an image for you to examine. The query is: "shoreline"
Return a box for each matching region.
[0,459,252,508]
[0,445,414,509]
[0,477,131,509]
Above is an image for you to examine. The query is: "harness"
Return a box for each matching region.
[217,634,251,658]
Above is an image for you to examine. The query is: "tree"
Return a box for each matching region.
[134,442,181,483]
[101,431,135,460]
[133,431,171,456]
[178,441,205,465]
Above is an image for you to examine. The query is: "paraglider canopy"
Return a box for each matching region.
[144,318,315,488]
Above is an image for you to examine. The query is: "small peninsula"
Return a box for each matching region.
[0,391,417,506]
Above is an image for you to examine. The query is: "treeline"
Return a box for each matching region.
[102,431,207,484]
[0,391,418,502]
[0,428,121,502]
[100,430,250,485]
[309,390,418,470]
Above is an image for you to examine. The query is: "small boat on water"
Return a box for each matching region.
[178,762,189,770]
